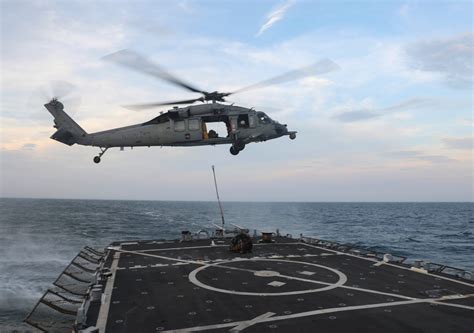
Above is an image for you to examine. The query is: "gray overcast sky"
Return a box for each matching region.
[1,1,472,201]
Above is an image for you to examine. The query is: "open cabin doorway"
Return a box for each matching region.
[202,115,230,139]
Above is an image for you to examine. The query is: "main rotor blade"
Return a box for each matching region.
[124,97,205,110]
[230,58,340,95]
[103,49,206,95]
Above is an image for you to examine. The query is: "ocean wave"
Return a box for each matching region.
[1,199,472,327]
[434,231,473,239]
[0,285,44,311]
[405,237,422,243]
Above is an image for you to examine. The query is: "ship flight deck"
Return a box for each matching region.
[26,235,474,332]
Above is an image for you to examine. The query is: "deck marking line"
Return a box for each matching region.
[189,259,347,296]
[97,251,120,333]
[116,247,463,302]
[441,293,474,299]
[136,242,303,253]
[138,244,229,252]
[116,249,207,266]
[340,285,414,300]
[218,259,414,300]
[433,301,474,310]
[161,294,473,333]
[433,293,474,310]
[232,259,417,300]
[300,242,474,288]
[188,258,414,299]
[229,312,275,332]
[389,265,474,287]
[115,249,415,300]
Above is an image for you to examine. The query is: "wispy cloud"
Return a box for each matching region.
[1,2,472,201]
[333,98,430,123]
[256,0,295,37]
[442,137,473,150]
[22,143,37,151]
[385,150,455,164]
[334,110,379,122]
[405,32,474,89]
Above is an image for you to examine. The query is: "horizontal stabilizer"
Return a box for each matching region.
[51,128,76,146]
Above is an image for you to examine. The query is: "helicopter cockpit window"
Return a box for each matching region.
[174,120,185,132]
[188,119,200,131]
[237,114,249,128]
[257,112,272,124]
[248,114,256,128]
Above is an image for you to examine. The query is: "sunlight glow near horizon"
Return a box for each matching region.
[0,0,472,201]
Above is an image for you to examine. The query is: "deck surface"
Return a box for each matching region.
[89,237,474,332]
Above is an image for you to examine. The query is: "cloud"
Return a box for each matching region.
[178,1,192,12]
[256,0,295,37]
[1,3,472,201]
[385,150,455,164]
[21,143,37,151]
[416,155,455,163]
[442,137,473,150]
[461,118,474,126]
[405,33,474,89]
[333,98,431,123]
[382,98,431,112]
[334,110,379,122]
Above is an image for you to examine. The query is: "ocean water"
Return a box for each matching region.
[0,198,473,329]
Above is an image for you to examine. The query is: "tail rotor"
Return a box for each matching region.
[28,81,82,124]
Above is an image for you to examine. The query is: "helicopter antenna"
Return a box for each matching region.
[212,165,225,229]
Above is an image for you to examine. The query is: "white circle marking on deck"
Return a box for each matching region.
[254,270,280,277]
[188,259,347,296]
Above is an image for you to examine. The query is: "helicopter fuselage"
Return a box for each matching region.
[45,100,296,162]
[43,49,338,162]
[74,102,294,148]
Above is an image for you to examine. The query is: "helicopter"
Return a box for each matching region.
[45,50,339,163]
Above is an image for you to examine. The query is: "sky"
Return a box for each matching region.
[0,0,472,201]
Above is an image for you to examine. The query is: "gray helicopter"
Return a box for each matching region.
[45,50,339,163]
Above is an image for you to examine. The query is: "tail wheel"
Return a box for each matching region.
[93,156,101,164]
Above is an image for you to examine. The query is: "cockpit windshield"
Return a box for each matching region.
[256,112,272,124]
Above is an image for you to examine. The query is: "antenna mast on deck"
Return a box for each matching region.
[212,165,225,229]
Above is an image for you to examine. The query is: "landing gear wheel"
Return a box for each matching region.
[289,133,296,140]
[230,146,239,156]
[93,147,109,164]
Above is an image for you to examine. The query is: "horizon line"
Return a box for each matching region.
[1,196,472,204]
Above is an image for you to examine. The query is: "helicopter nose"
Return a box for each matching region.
[275,123,288,135]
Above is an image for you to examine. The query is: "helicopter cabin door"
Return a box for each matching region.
[186,118,202,141]
[172,119,201,142]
